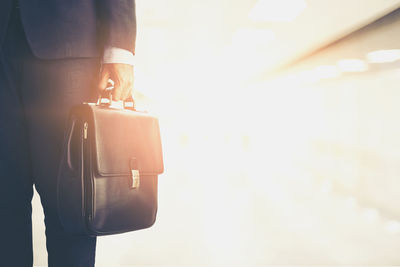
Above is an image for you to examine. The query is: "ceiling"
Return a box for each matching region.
[227,0,400,75]
[258,0,400,71]
[135,0,400,82]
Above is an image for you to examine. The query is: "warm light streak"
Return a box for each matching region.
[337,58,368,72]
[366,49,400,63]
[249,0,307,22]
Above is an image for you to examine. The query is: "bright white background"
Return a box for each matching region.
[32,0,400,266]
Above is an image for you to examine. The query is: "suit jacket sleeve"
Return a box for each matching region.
[97,0,137,55]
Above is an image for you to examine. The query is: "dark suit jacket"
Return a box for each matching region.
[0,0,136,59]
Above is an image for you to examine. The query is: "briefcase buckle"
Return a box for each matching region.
[131,169,140,189]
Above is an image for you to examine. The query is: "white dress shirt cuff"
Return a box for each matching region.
[102,46,135,66]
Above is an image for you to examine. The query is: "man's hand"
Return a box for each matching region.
[98,63,134,101]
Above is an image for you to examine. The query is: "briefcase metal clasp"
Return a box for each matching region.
[131,169,140,189]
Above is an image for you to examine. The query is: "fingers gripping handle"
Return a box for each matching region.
[97,80,135,110]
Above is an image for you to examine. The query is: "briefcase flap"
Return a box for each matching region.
[90,106,164,176]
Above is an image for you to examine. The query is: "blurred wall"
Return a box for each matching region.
[281,8,400,220]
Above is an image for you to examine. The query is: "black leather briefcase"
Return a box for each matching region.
[57,99,164,236]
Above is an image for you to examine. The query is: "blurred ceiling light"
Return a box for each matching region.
[249,0,307,22]
[313,65,341,79]
[385,220,400,234]
[231,28,275,46]
[292,65,340,84]
[366,49,400,63]
[345,196,358,209]
[294,70,319,84]
[362,208,380,223]
[337,59,368,72]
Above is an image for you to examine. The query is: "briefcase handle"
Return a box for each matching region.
[97,81,136,111]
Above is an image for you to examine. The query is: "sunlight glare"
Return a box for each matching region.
[249,0,307,22]
[337,58,368,72]
[366,49,400,63]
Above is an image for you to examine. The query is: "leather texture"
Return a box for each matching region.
[57,103,163,236]
[93,107,164,176]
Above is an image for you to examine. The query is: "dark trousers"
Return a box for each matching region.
[0,5,99,267]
